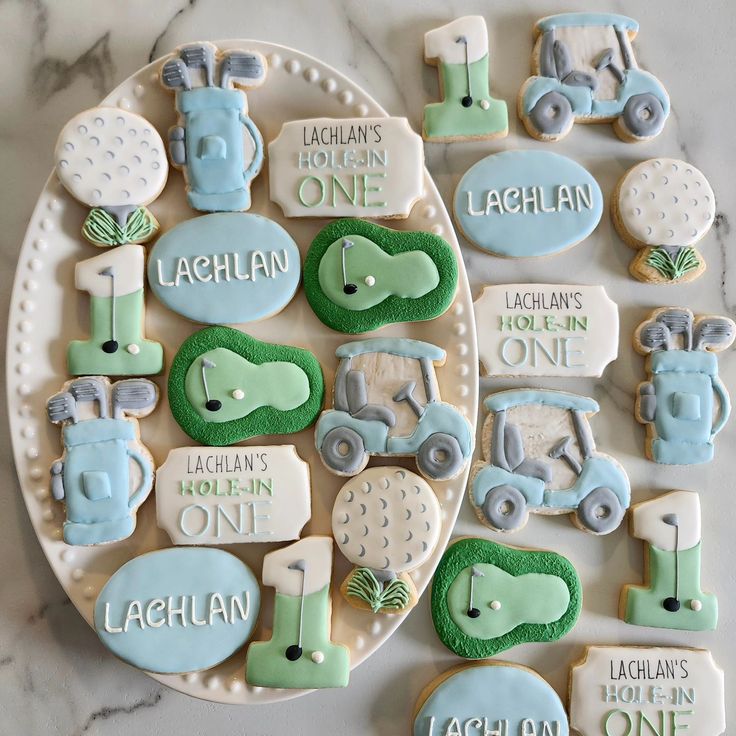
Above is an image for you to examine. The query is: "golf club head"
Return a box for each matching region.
[638,321,671,352]
[694,317,736,352]
[161,58,192,91]
[69,378,109,418]
[111,379,158,418]
[219,51,266,89]
[179,43,215,86]
[47,392,78,425]
[656,309,693,350]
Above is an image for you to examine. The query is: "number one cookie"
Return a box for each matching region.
[621,491,717,631]
[423,16,508,141]
[245,536,350,689]
[68,244,163,376]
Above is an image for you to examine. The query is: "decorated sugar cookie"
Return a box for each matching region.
[431,538,581,659]
[332,467,441,615]
[470,389,630,535]
[474,284,618,377]
[148,213,300,324]
[168,326,324,447]
[269,117,424,218]
[245,536,350,689]
[68,243,163,376]
[160,42,266,212]
[155,445,311,546]
[315,337,473,481]
[453,150,602,258]
[413,661,569,736]
[518,13,670,142]
[54,107,167,247]
[569,646,725,736]
[422,16,508,141]
[634,307,735,465]
[620,490,717,631]
[46,377,158,546]
[94,547,260,674]
[303,219,458,334]
[613,159,716,283]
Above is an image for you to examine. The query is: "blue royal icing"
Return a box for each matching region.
[453,151,602,258]
[148,213,301,325]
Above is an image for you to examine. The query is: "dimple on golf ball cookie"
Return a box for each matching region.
[430,537,581,659]
[54,107,168,247]
[518,13,670,142]
[46,376,158,546]
[634,307,735,465]
[453,150,602,258]
[469,389,630,535]
[413,661,569,736]
[155,445,312,546]
[422,16,508,141]
[168,326,324,447]
[160,41,267,212]
[94,547,260,674]
[68,243,164,376]
[147,213,301,325]
[315,337,473,481]
[569,646,726,736]
[612,158,716,284]
[620,490,717,631]
[332,467,441,615]
[303,219,458,334]
[269,117,425,218]
[474,283,619,378]
[245,536,351,689]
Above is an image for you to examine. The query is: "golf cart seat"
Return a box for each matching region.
[505,422,552,483]
[346,370,396,427]
[540,35,599,92]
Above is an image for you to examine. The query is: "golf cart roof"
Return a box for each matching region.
[336,338,446,362]
[536,13,639,33]
[484,389,599,414]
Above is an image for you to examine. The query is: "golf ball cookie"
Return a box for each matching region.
[54,107,167,247]
[613,158,716,284]
[332,467,441,615]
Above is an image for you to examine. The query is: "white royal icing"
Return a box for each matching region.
[75,243,145,298]
[262,536,333,597]
[424,16,488,65]
[630,490,701,552]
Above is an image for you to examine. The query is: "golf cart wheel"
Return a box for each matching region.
[320,427,368,475]
[527,91,573,139]
[417,433,464,481]
[481,485,528,532]
[617,93,666,140]
[576,487,625,535]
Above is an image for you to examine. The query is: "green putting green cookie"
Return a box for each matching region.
[431,537,581,659]
[304,219,458,334]
[169,326,324,446]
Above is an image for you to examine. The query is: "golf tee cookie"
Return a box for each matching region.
[518,13,670,142]
[423,16,508,141]
[245,536,350,689]
[634,307,735,465]
[613,159,716,283]
[54,107,167,247]
[431,538,581,659]
[332,467,441,615]
[620,491,717,631]
[46,377,158,546]
[160,42,266,212]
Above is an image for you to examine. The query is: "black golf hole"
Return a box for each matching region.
[102,340,119,354]
[663,597,681,612]
[285,644,303,661]
[461,95,473,107]
[467,607,480,619]
[343,283,358,295]
[205,399,222,412]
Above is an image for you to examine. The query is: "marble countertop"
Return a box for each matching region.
[1,1,735,734]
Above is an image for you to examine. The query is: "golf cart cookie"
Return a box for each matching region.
[332,467,441,615]
[620,491,717,631]
[470,389,630,535]
[569,646,726,736]
[168,326,324,447]
[303,219,458,334]
[613,159,716,284]
[160,42,266,212]
[518,13,670,142]
[634,308,735,465]
[245,536,350,689]
[413,661,569,736]
[423,16,508,141]
[54,107,168,247]
[315,337,473,481]
[68,244,164,376]
[46,377,158,546]
[431,537,581,659]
